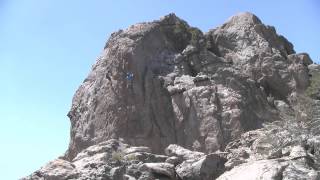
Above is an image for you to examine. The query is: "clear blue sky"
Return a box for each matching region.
[0,0,319,179]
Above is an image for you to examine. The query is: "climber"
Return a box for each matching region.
[126,72,134,81]
[126,72,134,90]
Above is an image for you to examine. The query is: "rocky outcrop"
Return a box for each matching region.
[22,139,224,180]
[217,127,320,180]
[24,12,320,180]
[207,13,311,98]
[23,125,320,180]
[65,12,310,160]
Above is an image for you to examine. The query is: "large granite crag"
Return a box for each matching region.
[65,12,312,161]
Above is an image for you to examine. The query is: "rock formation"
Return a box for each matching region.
[23,12,320,180]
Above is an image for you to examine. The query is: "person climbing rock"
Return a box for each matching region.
[126,72,134,81]
[126,72,134,90]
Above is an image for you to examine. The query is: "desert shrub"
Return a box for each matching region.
[260,72,320,159]
[125,154,138,161]
[112,151,124,162]
[293,94,314,123]
[261,94,313,151]
[305,72,320,99]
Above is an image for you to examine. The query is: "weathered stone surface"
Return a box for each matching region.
[217,159,290,180]
[139,163,175,179]
[123,147,152,155]
[176,153,226,180]
[23,130,320,180]
[165,156,181,166]
[218,116,320,180]
[22,159,78,180]
[207,12,310,99]
[65,12,290,160]
[23,140,174,180]
[165,144,205,160]
[309,64,320,75]
[282,161,320,180]
[24,12,320,180]
[217,158,319,180]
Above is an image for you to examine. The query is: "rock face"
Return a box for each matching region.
[24,12,320,179]
[66,12,311,160]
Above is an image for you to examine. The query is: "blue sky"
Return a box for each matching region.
[0,0,319,179]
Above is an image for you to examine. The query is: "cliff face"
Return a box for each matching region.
[23,13,320,180]
[65,12,310,160]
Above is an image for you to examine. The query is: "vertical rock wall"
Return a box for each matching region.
[65,13,312,160]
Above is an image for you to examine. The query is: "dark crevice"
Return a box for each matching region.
[273,164,288,180]
[152,172,172,179]
[186,62,198,77]
[149,79,166,138]
[142,66,148,103]
[214,90,226,150]
[206,35,222,57]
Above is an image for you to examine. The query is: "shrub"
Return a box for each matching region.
[111,151,124,162]
[125,154,138,161]
[305,72,320,99]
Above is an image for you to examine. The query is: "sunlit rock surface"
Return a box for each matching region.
[23,12,320,180]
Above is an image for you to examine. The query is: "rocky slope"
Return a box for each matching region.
[23,12,320,179]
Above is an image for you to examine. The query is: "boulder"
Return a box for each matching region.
[176,153,226,180]
[217,159,288,180]
[217,159,319,180]
[165,144,205,160]
[139,163,176,180]
[22,159,78,180]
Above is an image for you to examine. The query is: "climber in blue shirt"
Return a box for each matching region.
[126,72,134,80]
[126,72,134,90]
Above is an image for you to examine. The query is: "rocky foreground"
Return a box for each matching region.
[23,123,320,179]
[23,12,320,179]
